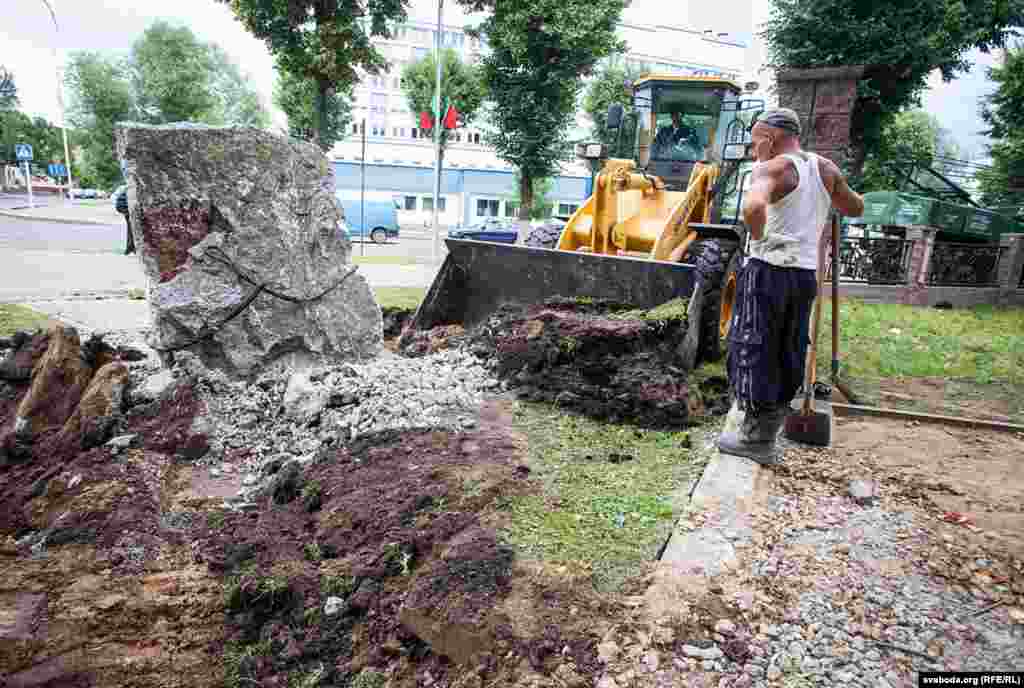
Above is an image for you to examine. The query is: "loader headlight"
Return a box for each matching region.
[575,142,606,160]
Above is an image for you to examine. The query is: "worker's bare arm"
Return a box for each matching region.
[742,160,787,241]
[820,157,864,217]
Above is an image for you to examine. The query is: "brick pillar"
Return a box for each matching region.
[997,233,1024,291]
[903,226,936,306]
[776,66,865,174]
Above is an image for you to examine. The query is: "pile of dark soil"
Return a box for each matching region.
[462,298,728,427]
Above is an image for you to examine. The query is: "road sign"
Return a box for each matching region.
[15,144,33,162]
[48,163,66,177]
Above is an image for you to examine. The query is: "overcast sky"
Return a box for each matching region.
[1,0,997,158]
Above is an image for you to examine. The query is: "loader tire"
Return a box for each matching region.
[525,223,563,249]
[684,238,741,365]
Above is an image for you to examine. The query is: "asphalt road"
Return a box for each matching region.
[0,213,443,302]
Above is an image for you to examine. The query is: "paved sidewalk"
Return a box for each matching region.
[0,198,120,226]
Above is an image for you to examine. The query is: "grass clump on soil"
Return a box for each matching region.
[0,304,51,337]
[506,402,701,591]
[351,670,387,688]
[224,638,273,688]
[611,296,689,322]
[321,574,356,598]
[819,299,1024,417]
[372,286,425,310]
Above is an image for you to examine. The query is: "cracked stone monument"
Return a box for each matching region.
[115,124,382,376]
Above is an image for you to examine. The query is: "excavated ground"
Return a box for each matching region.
[398,298,730,427]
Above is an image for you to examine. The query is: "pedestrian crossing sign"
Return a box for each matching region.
[15,144,33,161]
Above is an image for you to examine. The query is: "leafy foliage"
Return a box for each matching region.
[274,66,351,148]
[581,57,650,146]
[458,0,627,225]
[761,0,1024,183]
[860,110,960,193]
[65,51,135,188]
[132,21,217,123]
[221,0,409,148]
[979,44,1024,213]
[64,22,269,188]
[400,47,485,152]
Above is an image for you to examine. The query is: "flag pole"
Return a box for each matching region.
[431,0,443,265]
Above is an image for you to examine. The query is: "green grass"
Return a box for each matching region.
[0,304,52,337]
[351,255,416,265]
[814,299,1024,420]
[817,299,1024,385]
[505,402,704,591]
[373,287,425,310]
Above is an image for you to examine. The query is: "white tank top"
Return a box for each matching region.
[747,152,832,271]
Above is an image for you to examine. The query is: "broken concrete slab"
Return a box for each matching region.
[115,123,383,377]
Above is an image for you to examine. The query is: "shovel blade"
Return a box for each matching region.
[783,411,832,446]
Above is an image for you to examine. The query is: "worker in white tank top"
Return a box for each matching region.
[748,151,834,271]
[718,108,864,465]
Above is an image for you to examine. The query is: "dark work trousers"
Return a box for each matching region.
[123,214,135,255]
[726,257,818,415]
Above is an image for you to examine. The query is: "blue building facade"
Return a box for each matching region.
[332,161,590,228]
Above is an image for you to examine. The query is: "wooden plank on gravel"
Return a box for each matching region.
[832,403,1024,434]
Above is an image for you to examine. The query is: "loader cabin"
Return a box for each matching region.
[627,75,747,191]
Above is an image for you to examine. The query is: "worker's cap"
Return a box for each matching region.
[757,108,802,136]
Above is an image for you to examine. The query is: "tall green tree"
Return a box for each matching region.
[65,51,135,188]
[761,0,1024,184]
[132,20,216,123]
[861,110,960,193]
[979,44,1024,214]
[208,45,272,128]
[582,57,650,148]
[509,171,554,219]
[274,66,351,146]
[400,48,485,170]
[65,23,269,188]
[220,0,409,150]
[460,0,627,241]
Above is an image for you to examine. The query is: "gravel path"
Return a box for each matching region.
[594,437,1024,688]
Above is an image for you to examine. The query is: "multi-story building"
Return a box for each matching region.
[331,1,748,229]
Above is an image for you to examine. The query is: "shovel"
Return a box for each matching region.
[783,213,835,446]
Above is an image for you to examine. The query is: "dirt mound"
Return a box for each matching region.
[194,400,620,687]
[461,298,727,427]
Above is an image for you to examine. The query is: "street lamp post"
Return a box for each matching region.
[431,0,443,264]
[41,0,75,202]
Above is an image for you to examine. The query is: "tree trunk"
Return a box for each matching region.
[517,170,532,245]
[315,78,329,152]
[847,139,868,190]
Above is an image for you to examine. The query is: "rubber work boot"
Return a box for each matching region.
[717,405,789,465]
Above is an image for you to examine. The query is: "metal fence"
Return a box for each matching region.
[926,242,1006,287]
[826,238,913,285]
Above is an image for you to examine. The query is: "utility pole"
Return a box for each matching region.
[360,118,366,258]
[431,0,443,264]
[41,0,74,202]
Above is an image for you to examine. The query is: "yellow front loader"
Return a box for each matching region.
[410,75,762,369]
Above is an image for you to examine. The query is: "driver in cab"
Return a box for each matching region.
[653,111,698,159]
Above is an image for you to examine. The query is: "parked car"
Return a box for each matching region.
[111,185,126,210]
[447,218,518,243]
[67,188,99,199]
[448,217,569,244]
[336,197,401,244]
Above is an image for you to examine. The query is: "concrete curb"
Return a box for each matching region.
[0,208,118,226]
[650,400,833,591]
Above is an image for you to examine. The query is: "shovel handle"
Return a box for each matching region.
[831,214,840,379]
[802,215,832,415]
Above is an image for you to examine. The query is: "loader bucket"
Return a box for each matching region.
[410,238,698,331]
